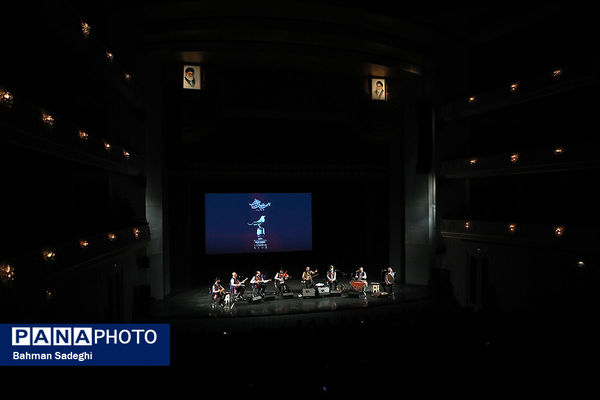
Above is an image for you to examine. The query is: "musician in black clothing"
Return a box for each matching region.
[326,265,337,291]
[383,267,395,294]
[251,270,268,297]
[274,269,290,294]
[211,277,226,306]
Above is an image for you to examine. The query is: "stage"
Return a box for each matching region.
[146,280,429,332]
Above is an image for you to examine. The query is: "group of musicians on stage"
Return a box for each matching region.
[211,265,395,306]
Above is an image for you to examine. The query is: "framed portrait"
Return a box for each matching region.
[371,78,386,101]
[182,65,201,90]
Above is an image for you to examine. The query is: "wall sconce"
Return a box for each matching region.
[468,96,476,103]
[124,73,132,81]
[510,153,519,163]
[132,228,140,238]
[42,249,56,261]
[553,147,564,155]
[45,289,55,300]
[464,221,471,230]
[122,149,130,159]
[554,226,565,237]
[81,20,91,37]
[104,141,111,151]
[552,69,563,78]
[508,223,517,233]
[106,51,114,62]
[107,232,117,242]
[79,239,89,249]
[577,260,585,268]
[0,90,14,108]
[0,264,15,282]
[469,158,478,165]
[510,82,519,92]
[41,111,55,128]
[78,130,89,141]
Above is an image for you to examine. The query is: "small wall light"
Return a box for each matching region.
[508,223,517,233]
[104,141,111,151]
[510,82,519,92]
[133,228,140,238]
[510,153,519,163]
[42,249,56,261]
[79,239,89,249]
[0,264,15,282]
[554,226,565,237]
[0,90,14,108]
[468,96,476,103]
[107,232,117,242]
[41,111,55,128]
[465,221,471,230]
[78,130,89,141]
[553,147,564,155]
[81,20,91,37]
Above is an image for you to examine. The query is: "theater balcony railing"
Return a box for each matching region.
[440,65,599,122]
[1,224,150,289]
[439,219,596,254]
[439,142,599,179]
[0,94,142,176]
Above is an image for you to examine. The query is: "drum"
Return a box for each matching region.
[385,273,395,285]
[371,282,380,293]
[350,280,367,291]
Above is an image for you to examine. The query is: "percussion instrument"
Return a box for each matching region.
[371,282,380,293]
[384,273,395,285]
[349,280,367,291]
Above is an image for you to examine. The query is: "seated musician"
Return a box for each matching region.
[211,277,225,305]
[230,272,245,300]
[353,267,367,293]
[384,267,395,294]
[250,270,267,297]
[301,266,318,288]
[274,268,290,294]
[326,265,337,291]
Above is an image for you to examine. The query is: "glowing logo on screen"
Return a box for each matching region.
[249,199,271,211]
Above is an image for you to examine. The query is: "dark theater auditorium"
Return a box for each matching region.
[1,0,598,394]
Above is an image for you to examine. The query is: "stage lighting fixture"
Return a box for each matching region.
[106,50,114,62]
[81,20,91,37]
[104,141,111,151]
[107,232,116,242]
[0,264,15,282]
[0,90,14,107]
[553,147,564,155]
[508,223,517,233]
[510,153,519,163]
[468,96,476,103]
[79,239,89,249]
[78,130,89,141]
[464,221,471,230]
[132,228,140,238]
[469,158,478,165]
[510,82,519,92]
[42,249,55,261]
[553,69,563,78]
[122,149,130,159]
[41,111,55,127]
[554,226,565,237]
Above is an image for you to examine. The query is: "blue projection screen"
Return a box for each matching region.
[205,193,313,254]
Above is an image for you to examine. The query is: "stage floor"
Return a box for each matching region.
[149,280,428,322]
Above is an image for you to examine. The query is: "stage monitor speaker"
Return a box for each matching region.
[329,290,341,297]
[282,292,294,299]
[302,288,316,298]
[317,287,330,296]
[264,294,276,301]
[251,296,262,303]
